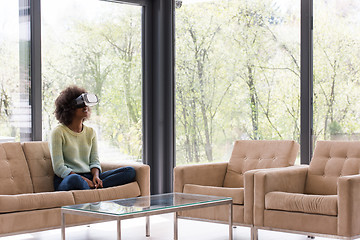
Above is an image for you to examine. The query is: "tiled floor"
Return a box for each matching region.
[0,214,337,240]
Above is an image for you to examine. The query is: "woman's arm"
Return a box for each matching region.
[89,129,103,188]
[49,129,73,178]
[89,130,102,172]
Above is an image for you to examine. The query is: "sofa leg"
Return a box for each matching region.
[251,227,258,240]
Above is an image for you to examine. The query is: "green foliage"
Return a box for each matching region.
[0,39,22,141]
[176,0,300,164]
[329,121,342,135]
[313,0,360,142]
[41,5,142,161]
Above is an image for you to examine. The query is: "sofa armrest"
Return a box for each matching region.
[174,162,228,193]
[253,166,308,226]
[338,174,360,237]
[101,162,150,196]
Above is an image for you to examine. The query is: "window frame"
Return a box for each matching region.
[29,0,314,193]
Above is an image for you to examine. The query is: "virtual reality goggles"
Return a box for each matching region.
[74,93,99,108]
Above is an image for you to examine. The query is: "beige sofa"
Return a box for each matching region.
[174,140,299,229]
[0,141,150,236]
[253,141,360,240]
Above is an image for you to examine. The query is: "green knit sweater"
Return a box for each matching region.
[49,124,102,178]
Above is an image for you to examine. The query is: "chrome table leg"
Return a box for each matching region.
[61,212,65,240]
[146,216,150,237]
[251,227,258,240]
[117,220,121,240]
[229,203,233,240]
[174,212,178,240]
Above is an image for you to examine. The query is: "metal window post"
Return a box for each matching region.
[30,0,42,141]
[300,0,313,164]
[143,0,175,194]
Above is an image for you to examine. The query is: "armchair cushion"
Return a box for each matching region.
[265,192,337,216]
[305,141,360,195]
[183,184,244,205]
[223,140,299,188]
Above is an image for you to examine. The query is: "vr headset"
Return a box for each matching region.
[74,93,99,108]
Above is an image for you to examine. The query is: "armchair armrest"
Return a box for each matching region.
[338,174,360,237]
[244,167,297,224]
[101,162,150,196]
[253,166,308,226]
[174,162,228,193]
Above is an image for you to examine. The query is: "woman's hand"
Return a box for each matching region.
[93,176,103,189]
[91,167,103,189]
[80,175,95,188]
[70,171,95,189]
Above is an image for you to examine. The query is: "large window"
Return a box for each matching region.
[175,0,300,165]
[313,0,360,142]
[0,0,31,142]
[41,0,142,162]
[3,0,359,188]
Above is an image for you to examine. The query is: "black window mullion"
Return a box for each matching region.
[30,0,42,141]
[143,0,175,194]
[300,0,313,164]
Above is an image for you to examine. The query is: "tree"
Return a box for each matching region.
[176,0,301,165]
[313,0,360,141]
[42,6,142,160]
[176,2,233,163]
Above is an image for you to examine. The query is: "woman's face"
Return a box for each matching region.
[73,106,91,121]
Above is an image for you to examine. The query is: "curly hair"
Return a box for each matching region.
[54,85,87,125]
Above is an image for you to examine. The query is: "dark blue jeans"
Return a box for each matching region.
[54,167,136,191]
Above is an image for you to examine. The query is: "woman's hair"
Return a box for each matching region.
[54,85,87,125]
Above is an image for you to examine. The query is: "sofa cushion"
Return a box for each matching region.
[265,191,338,216]
[223,140,299,188]
[22,141,54,193]
[305,141,360,195]
[0,143,34,195]
[183,184,244,205]
[0,191,75,213]
[72,181,141,204]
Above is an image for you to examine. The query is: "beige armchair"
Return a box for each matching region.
[174,140,299,230]
[253,141,360,240]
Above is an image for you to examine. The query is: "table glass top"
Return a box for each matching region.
[62,193,231,216]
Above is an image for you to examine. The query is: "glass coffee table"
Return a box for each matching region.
[61,192,233,240]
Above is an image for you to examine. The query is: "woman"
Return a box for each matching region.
[49,85,136,191]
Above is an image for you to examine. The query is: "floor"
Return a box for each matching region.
[0,214,337,240]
